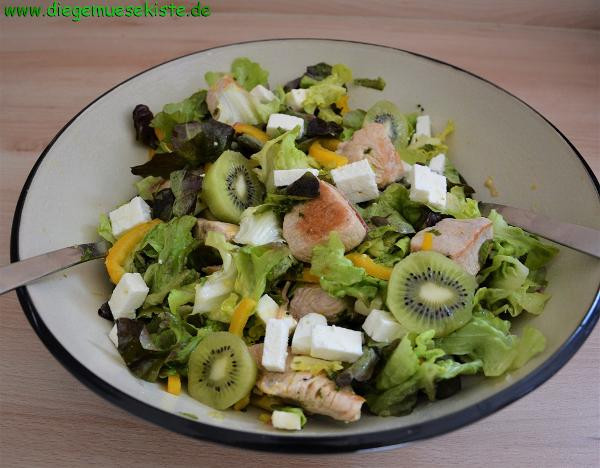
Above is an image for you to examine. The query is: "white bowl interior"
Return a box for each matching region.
[16,40,600,439]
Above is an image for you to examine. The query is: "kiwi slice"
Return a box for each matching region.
[188,332,257,410]
[365,100,411,149]
[387,251,477,337]
[202,151,264,223]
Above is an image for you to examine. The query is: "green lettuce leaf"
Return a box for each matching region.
[400,120,454,165]
[358,183,416,235]
[435,186,481,219]
[317,107,343,124]
[97,213,116,244]
[138,216,200,306]
[310,232,381,303]
[488,210,559,269]
[436,311,546,377]
[302,64,352,115]
[356,227,410,267]
[135,176,163,201]
[275,407,307,427]
[234,243,295,301]
[230,57,269,91]
[207,291,239,323]
[473,282,550,317]
[167,283,197,315]
[192,231,238,316]
[368,330,482,416]
[251,127,313,192]
[150,90,209,142]
[478,255,529,291]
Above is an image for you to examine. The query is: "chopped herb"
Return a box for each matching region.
[428,229,441,236]
[353,77,386,91]
[179,412,199,420]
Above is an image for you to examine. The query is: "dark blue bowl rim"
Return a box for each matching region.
[10,38,600,454]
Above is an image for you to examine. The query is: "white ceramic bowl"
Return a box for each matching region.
[10,39,600,452]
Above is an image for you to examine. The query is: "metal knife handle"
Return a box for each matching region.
[481,203,600,258]
[0,242,107,295]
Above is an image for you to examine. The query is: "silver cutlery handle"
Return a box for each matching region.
[1,243,106,295]
[483,203,600,258]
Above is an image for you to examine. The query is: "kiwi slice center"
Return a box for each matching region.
[419,281,455,304]
[231,171,248,201]
[209,354,229,381]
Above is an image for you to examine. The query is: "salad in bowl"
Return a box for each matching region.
[97,57,558,431]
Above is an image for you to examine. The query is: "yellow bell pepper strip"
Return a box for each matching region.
[345,252,393,281]
[167,374,181,395]
[228,298,257,337]
[319,138,341,151]
[308,141,348,169]
[154,127,165,141]
[335,95,350,115]
[105,219,161,284]
[233,123,269,144]
[233,394,251,411]
[300,268,320,283]
[422,232,434,251]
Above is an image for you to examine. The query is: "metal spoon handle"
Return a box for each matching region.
[480,203,600,258]
[1,242,107,295]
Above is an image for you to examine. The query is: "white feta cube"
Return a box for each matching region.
[291,313,327,355]
[409,164,447,209]
[272,410,302,430]
[109,323,119,348]
[415,115,431,137]
[255,294,279,323]
[266,113,304,138]
[109,196,152,237]
[310,325,363,363]
[250,84,276,103]
[273,168,320,187]
[429,153,446,174]
[285,88,308,111]
[331,159,379,203]
[362,309,404,343]
[107,272,149,320]
[282,316,297,334]
[262,318,291,372]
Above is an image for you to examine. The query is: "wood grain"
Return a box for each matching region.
[0,4,599,467]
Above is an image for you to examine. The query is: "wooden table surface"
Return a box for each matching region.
[1,2,599,466]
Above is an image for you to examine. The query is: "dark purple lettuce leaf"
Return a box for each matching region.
[152,188,175,221]
[98,302,113,322]
[116,318,169,382]
[306,117,342,138]
[116,312,201,381]
[335,348,379,387]
[170,168,204,217]
[132,104,159,149]
[171,119,234,165]
[285,172,320,198]
[131,153,188,178]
